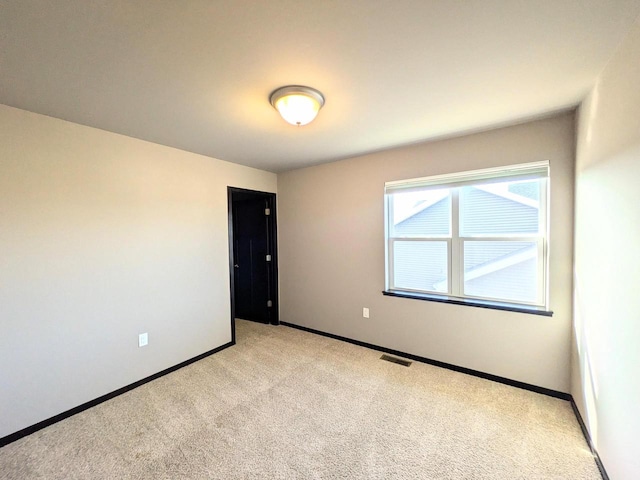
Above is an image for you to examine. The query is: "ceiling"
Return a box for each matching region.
[2,1,640,172]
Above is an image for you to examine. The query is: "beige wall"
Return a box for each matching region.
[0,105,276,438]
[573,17,640,480]
[278,112,575,393]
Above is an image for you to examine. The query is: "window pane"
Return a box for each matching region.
[460,180,541,236]
[463,241,538,303]
[391,189,451,237]
[393,241,447,293]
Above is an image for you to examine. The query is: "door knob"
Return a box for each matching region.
[234,264,239,268]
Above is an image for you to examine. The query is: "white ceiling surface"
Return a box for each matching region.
[2,1,640,172]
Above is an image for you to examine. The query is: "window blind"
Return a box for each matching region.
[384,161,549,194]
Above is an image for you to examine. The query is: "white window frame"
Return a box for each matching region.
[384,161,550,310]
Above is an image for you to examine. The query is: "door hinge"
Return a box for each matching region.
[265,208,271,216]
[267,300,273,308]
[266,254,271,262]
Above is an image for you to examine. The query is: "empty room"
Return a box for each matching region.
[1,1,639,479]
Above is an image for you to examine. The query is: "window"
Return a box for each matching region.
[384,161,550,312]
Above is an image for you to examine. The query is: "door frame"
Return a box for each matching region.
[228,187,279,342]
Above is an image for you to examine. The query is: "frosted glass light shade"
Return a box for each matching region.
[270,86,325,126]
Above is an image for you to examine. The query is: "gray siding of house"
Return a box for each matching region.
[463,241,534,270]
[461,188,538,235]
[393,197,450,236]
[393,241,447,292]
[465,257,537,303]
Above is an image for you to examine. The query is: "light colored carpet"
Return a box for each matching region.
[0,320,600,479]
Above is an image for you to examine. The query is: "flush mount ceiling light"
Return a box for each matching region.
[269,85,325,126]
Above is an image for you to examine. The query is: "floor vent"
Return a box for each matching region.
[380,354,412,367]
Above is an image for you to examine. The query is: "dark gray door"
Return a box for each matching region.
[229,189,277,325]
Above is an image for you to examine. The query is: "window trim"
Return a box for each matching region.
[384,161,551,312]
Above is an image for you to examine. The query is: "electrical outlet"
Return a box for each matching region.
[138,332,148,347]
[363,307,370,318]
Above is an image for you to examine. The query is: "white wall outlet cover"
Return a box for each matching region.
[363,307,370,318]
[138,332,148,347]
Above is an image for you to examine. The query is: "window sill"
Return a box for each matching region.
[382,290,553,317]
